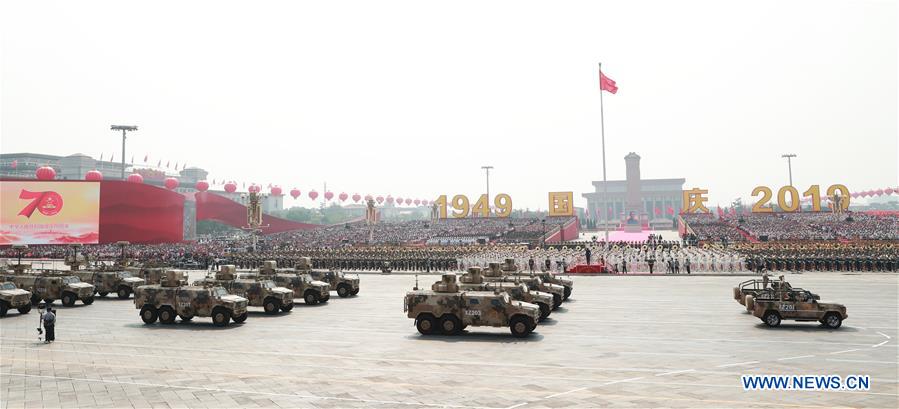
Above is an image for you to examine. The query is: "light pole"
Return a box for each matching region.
[541,219,546,249]
[481,165,493,217]
[111,125,138,180]
[781,154,797,187]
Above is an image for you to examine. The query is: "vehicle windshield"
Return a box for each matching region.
[260,281,274,289]
[1,283,15,290]
[62,276,80,284]
[213,287,229,297]
[117,272,133,278]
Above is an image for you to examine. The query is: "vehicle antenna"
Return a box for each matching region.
[414,274,419,291]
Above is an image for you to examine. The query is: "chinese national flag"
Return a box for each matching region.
[600,71,618,94]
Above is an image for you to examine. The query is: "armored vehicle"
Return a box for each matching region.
[193,265,294,314]
[499,259,574,300]
[751,287,847,329]
[72,270,145,299]
[134,270,248,326]
[478,264,564,309]
[734,274,792,306]
[0,282,33,316]
[2,272,95,306]
[135,268,188,286]
[404,273,541,337]
[459,267,553,320]
[293,257,360,298]
[246,261,330,305]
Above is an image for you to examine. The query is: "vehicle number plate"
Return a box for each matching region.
[179,302,191,308]
[779,304,794,311]
[464,310,481,316]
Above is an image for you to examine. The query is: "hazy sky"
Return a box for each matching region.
[2,0,896,210]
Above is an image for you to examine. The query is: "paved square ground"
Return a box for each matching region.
[2,272,897,408]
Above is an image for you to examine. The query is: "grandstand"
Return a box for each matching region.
[682,211,898,242]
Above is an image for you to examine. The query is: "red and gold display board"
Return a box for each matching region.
[1,181,100,244]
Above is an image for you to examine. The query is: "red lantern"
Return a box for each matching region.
[224,182,237,193]
[85,170,103,181]
[248,184,261,194]
[309,190,319,200]
[414,199,421,206]
[386,196,394,204]
[127,173,144,184]
[405,198,412,205]
[290,188,301,199]
[338,192,348,202]
[365,194,373,201]
[35,166,56,180]
[867,190,876,197]
[271,186,283,196]
[376,196,384,204]
[850,192,858,198]
[352,193,361,203]
[396,196,403,204]
[875,189,884,196]
[164,177,179,190]
[195,180,209,191]
[886,188,895,196]
[324,191,334,201]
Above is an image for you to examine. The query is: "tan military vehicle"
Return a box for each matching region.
[134,270,249,326]
[499,259,574,300]
[245,261,330,305]
[404,273,541,337]
[459,267,553,320]
[293,257,360,298]
[2,272,95,306]
[72,271,145,299]
[193,265,294,314]
[134,267,188,286]
[479,264,564,309]
[0,281,33,316]
[751,286,847,329]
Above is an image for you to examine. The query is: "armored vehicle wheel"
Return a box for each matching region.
[179,315,193,322]
[18,304,32,314]
[351,288,360,295]
[563,286,571,300]
[140,306,158,324]
[212,308,231,327]
[337,284,351,298]
[281,303,294,312]
[537,303,551,320]
[304,292,319,305]
[61,293,77,307]
[232,312,248,323]
[763,311,781,327]
[117,287,130,299]
[0,301,8,317]
[510,315,534,338]
[82,297,94,305]
[822,313,842,329]
[321,294,330,303]
[263,298,280,315]
[552,294,562,309]
[439,315,462,335]
[98,291,109,298]
[416,314,437,335]
[158,307,176,324]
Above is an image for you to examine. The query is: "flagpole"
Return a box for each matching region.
[599,62,609,243]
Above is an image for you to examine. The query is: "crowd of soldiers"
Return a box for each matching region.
[222,247,473,271]
[733,241,899,272]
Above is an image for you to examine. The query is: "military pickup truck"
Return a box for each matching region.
[405,273,541,337]
[246,261,330,305]
[459,267,553,320]
[193,265,294,314]
[72,270,145,299]
[2,272,95,306]
[293,257,360,298]
[134,270,249,326]
[751,287,847,329]
[0,281,33,316]
[734,274,792,306]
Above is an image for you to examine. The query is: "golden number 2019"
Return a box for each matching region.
[751,184,849,213]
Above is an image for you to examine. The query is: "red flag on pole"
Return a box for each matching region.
[600,71,618,94]
[10,160,17,169]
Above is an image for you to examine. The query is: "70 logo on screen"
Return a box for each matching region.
[434,194,513,218]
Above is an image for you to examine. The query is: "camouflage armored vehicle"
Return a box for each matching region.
[404,273,541,337]
[0,281,33,316]
[246,261,330,305]
[750,286,847,329]
[293,257,360,298]
[479,264,564,309]
[72,270,145,299]
[459,267,553,320]
[1,272,95,306]
[134,270,249,326]
[193,265,294,314]
[733,274,792,306]
[499,259,574,300]
[135,267,188,286]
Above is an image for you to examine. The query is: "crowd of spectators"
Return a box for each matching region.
[683,212,897,242]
